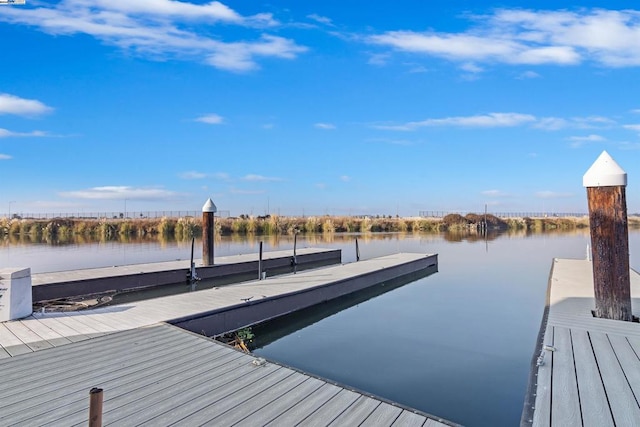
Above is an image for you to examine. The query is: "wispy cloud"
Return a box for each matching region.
[374,113,620,132]
[195,113,224,124]
[0,1,306,72]
[0,93,53,117]
[374,112,535,130]
[0,154,12,160]
[0,128,50,138]
[340,175,351,182]
[179,171,208,179]
[517,70,541,79]
[535,191,574,199]
[241,174,282,182]
[59,185,180,200]
[623,124,640,131]
[482,189,512,198]
[567,134,606,148]
[314,122,336,130]
[368,9,640,69]
[307,14,333,26]
[460,62,484,73]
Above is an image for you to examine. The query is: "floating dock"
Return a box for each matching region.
[0,323,455,426]
[523,259,640,426]
[1,253,437,357]
[0,252,451,426]
[31,248,341,302]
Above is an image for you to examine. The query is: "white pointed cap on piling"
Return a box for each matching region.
[202,198,217,213]
[583,151,627,188]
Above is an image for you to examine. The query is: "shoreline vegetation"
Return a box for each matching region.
[2,214,640,242]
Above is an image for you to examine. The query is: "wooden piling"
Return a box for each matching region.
[583,151,632,321]
[202,199,217,267]
[88,387,103,427]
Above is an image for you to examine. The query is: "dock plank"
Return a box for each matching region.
[392,410,428,426]
[360,402,403,426]
[590,331,640,425]
[304,389,361,426]
[199,373,309,425]
[328,395,380,426]
[264,382,343,426]
[571,329,614,427]
[2,321,53,351]
[238,376,326,425]
[531,325,553,427]
[551,327,581,426]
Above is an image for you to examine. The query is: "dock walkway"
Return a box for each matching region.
[31,248,341,302]
[525,259,640,426]
[0,323,454,426]
[1,253,436,358]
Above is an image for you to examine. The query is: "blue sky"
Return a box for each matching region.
[1,1,640,217]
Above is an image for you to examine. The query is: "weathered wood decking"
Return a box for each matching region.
[0,323,455,426]
[524,259,640,426]
[31,248,341,302]
[1,253,436,358]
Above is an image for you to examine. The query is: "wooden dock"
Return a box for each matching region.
[31,248,341,302]
[1,253,437,357]
[0,323,455,426]
[523,259,640,426]
[0,252,452,426]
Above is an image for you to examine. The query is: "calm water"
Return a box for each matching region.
[2,230,639,426]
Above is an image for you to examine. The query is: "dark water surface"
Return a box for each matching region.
[2,230,639,426]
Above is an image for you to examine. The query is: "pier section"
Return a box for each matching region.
[523,259,640,426]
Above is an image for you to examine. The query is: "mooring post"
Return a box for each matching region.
[293,231,298,274]
[202,198,217,266]
[88,387,103,427]
[258,241,263,280]
[583,151,632,321]
[355,238,360,261]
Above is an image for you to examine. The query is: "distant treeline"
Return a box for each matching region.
[3,213,632,241]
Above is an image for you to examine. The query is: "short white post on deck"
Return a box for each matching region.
[0,268,32,322]
[583,151,633,321]
[202,198,217,267]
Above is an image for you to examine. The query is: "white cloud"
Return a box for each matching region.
[315,183,327,189]
[368,53,390,66]
[374,112,536,131]
[307,14,333,26]
[624,124,640,131]
[568,134,605,141]
[0,1,304,73]
[195,113,224,124]
[179,171,208,179]
[368,9,640,69]
[460,62,483,73]
[482,190,512,198]
[340,175,351,182]
[631,109,640,114]
[0,93,53,116]
[314,122,336,130]
[242,174,282,182]
[214,172,230,180]
[0,128,49,138]
[0,154,12,160]
[206,35,307,72]
[535,191,574,199]
[568,134,606,148]
[517,70,541,79]
[59,185,179,200]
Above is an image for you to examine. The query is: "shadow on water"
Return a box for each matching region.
[250,266,438,350]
